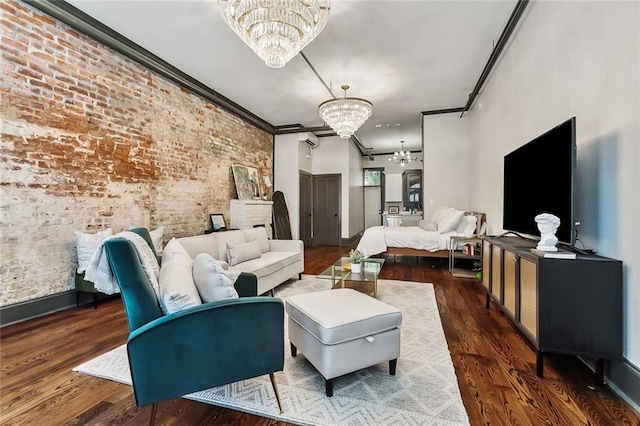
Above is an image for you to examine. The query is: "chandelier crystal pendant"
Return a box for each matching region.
[389,141,416,167]
[218,0,331,68]
[318,85,373,139]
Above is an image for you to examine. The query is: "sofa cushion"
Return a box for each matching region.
[176,234,219,260]
[192,253,239,302]
[230,251,299,278]
[226,240,262,266]
[215,230,247,263]
[75,228,113,273]
[149,226,165,255]
[159,239,202,314]
[242,227,270,253]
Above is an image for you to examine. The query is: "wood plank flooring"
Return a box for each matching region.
[1,246,639,425]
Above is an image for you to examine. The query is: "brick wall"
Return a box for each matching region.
[0,0,274,306]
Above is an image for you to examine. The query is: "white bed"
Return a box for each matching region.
[356,209,485,259]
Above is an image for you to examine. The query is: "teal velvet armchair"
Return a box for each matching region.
[103,237,285,425]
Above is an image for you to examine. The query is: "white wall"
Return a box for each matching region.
[274,134,313,240]
[468,1,639,368]
[348,141,365,238]
[423,113,471,219]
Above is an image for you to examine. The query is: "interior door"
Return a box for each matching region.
[299,171,312,247]
[313,174,341,246]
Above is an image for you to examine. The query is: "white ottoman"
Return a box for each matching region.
[285,288,402,396]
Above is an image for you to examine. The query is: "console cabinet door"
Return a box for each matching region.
[519,257,538,341]
[490,245,502,301]
[503,250,517,316]
[481,240,491,291]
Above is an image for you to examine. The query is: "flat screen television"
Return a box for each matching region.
[503,117,576,245]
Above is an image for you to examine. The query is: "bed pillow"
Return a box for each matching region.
[455,215,478,237]
[429,205,449,226]
[438,209,465,233]
[159,239,202,314]
[75,228,113,273]
[192,253,239,302]
[418,219,438,231]
[226,240,262,266]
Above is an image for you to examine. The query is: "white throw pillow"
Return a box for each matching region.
[149,226,164,255]
[241,227,270,253]
[75,228,113,273]
[192,253,239,303]
[226,240,262,266]
[159,239,202,314]
[438,209,465,233]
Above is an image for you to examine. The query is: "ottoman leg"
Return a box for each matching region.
[325,378,334,397]
[389,359,398,375]
[290,342,297,357]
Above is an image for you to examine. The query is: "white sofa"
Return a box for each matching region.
[176,227,303,296]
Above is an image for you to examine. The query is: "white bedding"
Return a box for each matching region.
[356,226,464,258]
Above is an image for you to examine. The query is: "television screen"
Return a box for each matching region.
[503,117,576,244]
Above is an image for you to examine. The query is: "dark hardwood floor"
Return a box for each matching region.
[1,245,638,425]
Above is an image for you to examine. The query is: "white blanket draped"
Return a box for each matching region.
[84,231,160,296]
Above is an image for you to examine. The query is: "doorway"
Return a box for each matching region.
[299,171,312,247]
[363,168,385,228]
[312,174,341,246]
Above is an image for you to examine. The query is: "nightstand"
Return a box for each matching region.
[449,236,482,279]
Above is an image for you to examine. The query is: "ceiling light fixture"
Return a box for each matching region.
[388,141,416,167]
[218,0,331,68]
[318,85,373,139]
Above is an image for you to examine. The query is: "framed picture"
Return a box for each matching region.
[209,213,226,231]
[388,206,400,214]
[232,164,263,200]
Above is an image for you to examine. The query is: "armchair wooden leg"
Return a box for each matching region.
[269,373,283,414]
[148,403,158,426]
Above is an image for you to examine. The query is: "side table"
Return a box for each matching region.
[449,236,481,279]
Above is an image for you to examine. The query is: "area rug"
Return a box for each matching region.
[73,276,469,425]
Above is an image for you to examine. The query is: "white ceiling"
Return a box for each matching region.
[65,0,517,154]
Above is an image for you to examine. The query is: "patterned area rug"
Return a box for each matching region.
[73,276,469,425]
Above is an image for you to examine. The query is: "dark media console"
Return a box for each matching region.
[480,236,622,384]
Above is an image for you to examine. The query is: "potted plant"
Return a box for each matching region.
[349,249,364,273]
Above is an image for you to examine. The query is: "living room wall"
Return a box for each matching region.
[0,0,273,307]
[466,1,639,403]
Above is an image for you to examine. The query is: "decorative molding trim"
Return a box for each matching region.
[0,291,76,327]
[0,291,120,327]
[581,357,640,412]
[22,0,275,134]
[421,107,465,116]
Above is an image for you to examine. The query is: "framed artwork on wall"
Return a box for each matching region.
[209,213,226,231]
[232,164,262,200]
[388,206,400,214]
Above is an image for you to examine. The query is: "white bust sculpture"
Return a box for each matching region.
[535,213,560,251]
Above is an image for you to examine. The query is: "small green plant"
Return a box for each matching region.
[349,249,364,264]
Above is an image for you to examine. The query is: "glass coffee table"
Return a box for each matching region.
[317,257,385,298]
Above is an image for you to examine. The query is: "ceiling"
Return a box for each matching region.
[63,0,518,155]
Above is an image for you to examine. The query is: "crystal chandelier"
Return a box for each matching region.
[318,85,373,139]
[388,141,416,167]
[218,0,331,68]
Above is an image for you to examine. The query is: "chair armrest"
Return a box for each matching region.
[127,297,284,407]
[234,272,258,297]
